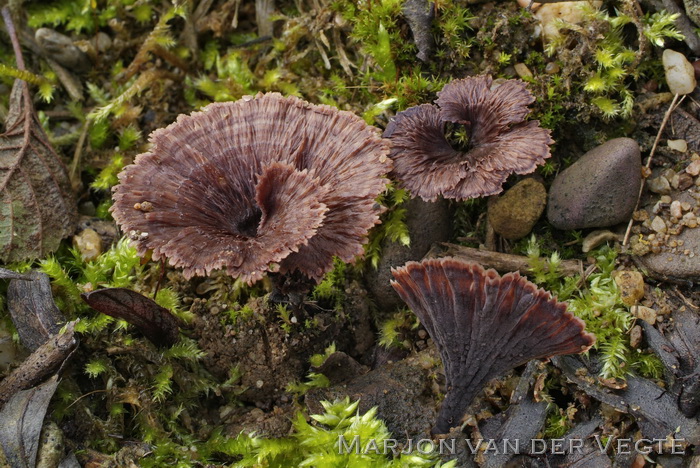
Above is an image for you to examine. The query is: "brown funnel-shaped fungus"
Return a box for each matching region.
[112,93,391,284]
[390,258,595,435]
[384,75,553,201]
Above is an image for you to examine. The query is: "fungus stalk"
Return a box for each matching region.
[391,258,595,434]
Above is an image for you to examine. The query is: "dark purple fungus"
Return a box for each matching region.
[384,75,553,201]
[390,258,595,435]
[112,93,391,285]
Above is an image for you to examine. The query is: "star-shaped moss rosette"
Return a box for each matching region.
[391,258,595,435]
[112,93,391,285]
[384,75,553,201]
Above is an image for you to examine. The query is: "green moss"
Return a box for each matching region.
[378,308,419,349]
[524,236,661,380]
[545,4,682,119]
[208,397,457,467]
[312,258,347,310]
[364,184,410,270]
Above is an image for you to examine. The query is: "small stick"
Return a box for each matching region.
[69,121,89,190]
[622,93,685,246]
[153,258,166,299]
[438,243,584,277]
[0,322,78,407]
[1,7,25,70]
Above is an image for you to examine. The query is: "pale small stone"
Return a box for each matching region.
[534,1,602,39]
[545,62,560,74]
[670,200,683,219]
[92,31,112,53]
[660,195,673,203]
[582,230,620,253]
[671,173,681,189]
[72,228,103,262]
[631,305,657,325]
[514,63,533,80]
[676,173,694,190]
[663,49,697,95]
[630,324,643,348]
[647,176,671,194]
[667,139,688,152]
[651,216,667,234]
[689,161,700,176]
[613,270,645,306]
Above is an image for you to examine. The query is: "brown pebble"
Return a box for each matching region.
[677,173,694,190]
[134,201,154,212]
[686,160,700,176]
[631,305,657,325]
[629,325,643,348]
[613,271,645,306]
[72,228,103,262]
[545,62,560,74]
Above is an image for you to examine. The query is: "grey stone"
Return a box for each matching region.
[366,197,451,314]
[547,138,641,230]
[35,28,90,73]
[685,0,700,27]
[637,190,700,281]
[488,178,547,240]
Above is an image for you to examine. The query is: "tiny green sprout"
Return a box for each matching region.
[584,73,608,93]
[131,2,154,23]
[309,342,337,368]
[497,51,512,65]
[365,184,411,269]
[152,364,174,403]
[286,372,331,396]
[163,338,207,361]
[84,357,110,378]
[118,125,142,151]
[91,153,125,190]
[544,405,571,438]
[591,96,620,119]
[362,97,398,125]
[643,11,684,47]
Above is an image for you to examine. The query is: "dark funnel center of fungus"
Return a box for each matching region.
[444,121,473,153]
[236,206,263,237]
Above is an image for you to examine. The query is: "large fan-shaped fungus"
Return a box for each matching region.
[112,93,391,285]
[390,258,595,434]
[384,75,553,201]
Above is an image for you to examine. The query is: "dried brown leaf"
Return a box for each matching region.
[0,80,78,262]
[8,270,66,351]
[0,375,60,468]
[81,288,181,347]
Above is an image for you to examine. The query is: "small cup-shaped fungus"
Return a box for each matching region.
[384,75,553,201]
[112,93,391,284]
[391,258,595,435]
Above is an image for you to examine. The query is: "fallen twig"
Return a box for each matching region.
[438,243,584,277]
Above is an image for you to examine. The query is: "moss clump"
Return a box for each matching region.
[524,236,663,380]
[212,397,458,467]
